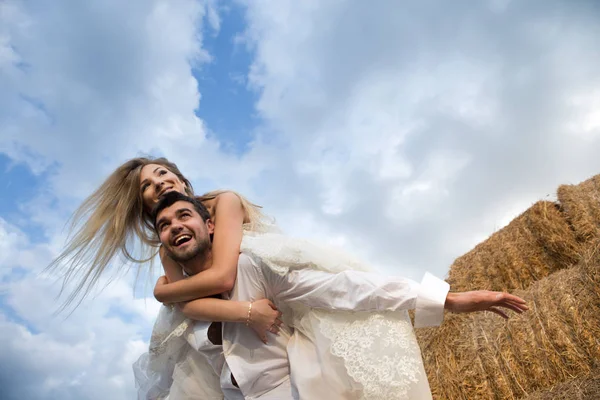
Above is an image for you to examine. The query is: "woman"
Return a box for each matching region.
[51,157,281,331]
[50,157,284,399]
[52,156,526,399]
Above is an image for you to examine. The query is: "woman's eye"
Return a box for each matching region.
[159,170,167,176]
[141,184,149,192]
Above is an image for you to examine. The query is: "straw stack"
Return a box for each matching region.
[418,250,600,399]
[447,201,582,292]
[521,373,600,400]
[557,174,600,242]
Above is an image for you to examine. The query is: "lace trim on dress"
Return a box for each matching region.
[315,310,423,399]
[242,229,426,399]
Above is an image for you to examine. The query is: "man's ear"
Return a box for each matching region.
[206,219,215,234]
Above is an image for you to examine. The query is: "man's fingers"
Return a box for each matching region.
[500,298,529,310]
[497,302,526,314]
[489,292,529,311]
[503,293,527,304]
[275,318,284,327]
[488,307,509,319]
[506,300,529,311]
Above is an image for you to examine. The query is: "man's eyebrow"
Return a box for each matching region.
[155,216,167,228]
[175,207,194,215]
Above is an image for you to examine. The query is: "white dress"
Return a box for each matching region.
[133,226,447,400]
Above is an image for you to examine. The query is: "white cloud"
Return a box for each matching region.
[239,0,600,275]
[0,216,157,400]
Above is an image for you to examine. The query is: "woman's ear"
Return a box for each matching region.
[183,182,193,195]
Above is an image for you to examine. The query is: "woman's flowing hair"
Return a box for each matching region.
[47,157,193,310]
[47,156,267,311]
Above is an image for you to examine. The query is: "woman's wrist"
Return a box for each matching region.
[245,301,253,326]
[231,300,251,323]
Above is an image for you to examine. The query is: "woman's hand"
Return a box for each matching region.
[445,291,528,319]
[249,299,283,344]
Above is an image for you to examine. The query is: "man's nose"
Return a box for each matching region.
[169,222,183,235]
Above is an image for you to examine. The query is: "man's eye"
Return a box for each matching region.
[180,213,190,219]
[159,222,169,232]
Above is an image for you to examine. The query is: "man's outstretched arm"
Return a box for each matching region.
[263,261,527,327]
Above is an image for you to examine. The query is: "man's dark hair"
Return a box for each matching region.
[151,191,211,232]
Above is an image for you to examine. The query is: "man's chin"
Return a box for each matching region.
[167,245,200,263]
[169,251,195,263]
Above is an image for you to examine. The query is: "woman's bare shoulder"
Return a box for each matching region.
[202,191,245,223]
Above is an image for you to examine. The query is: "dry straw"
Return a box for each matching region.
[557,174,600,242]
[417,245,600,400]
[447,201,582,292]
[521,373,600,399]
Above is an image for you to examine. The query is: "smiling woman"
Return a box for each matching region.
[139,164,190,211]
[46,157,277,332]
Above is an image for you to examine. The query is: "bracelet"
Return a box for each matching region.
[245,301,253,326]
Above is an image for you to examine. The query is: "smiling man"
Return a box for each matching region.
[152,191,528,399]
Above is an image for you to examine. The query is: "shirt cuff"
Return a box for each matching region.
[414,272,450,328]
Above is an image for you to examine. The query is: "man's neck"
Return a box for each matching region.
[182,250,213,276]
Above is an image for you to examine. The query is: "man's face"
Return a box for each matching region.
[156,200,214,263]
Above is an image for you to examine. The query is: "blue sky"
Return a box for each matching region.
[194,4,259,155]
[1,0,600,398]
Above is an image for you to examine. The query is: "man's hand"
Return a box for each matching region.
[445,291,528,319]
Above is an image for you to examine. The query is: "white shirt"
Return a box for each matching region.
[207,253,449,399]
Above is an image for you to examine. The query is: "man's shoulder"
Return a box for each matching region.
[238,252,259,268]
[236,253,268,283]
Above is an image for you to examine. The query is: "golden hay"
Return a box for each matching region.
[557,174,600,242]
[447,201,582,292]
[417,246,600,400]
[520,373,600,399]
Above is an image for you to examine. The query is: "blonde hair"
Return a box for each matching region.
[49,156,266,310]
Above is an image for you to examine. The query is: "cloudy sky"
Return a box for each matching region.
[1,0,600,398]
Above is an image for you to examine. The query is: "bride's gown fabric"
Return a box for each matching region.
[133,225,435,400]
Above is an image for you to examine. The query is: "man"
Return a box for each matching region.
[153,192,528,399]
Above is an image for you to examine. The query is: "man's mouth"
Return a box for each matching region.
[172,234,192,247]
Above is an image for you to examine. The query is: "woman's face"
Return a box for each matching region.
[139,163,188,210]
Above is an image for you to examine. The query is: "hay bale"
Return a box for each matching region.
[447,201,582,292]
[418,248,600,400]
[520,374,600,399]
[557,174,600,242]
